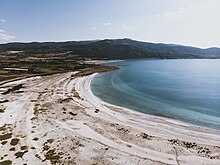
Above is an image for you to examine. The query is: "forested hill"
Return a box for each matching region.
[1,38,220,59]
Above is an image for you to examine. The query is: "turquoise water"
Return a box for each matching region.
[91,60,220,130]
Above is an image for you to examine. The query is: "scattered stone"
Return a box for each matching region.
[117,127,129,133]
[0,100,9,104]
[33,137,39,141]
[15,91,24,93]
[69,112,77,116]
[168,139,179,145]
[141,133,153,140]
[94,109,99,113]
[35,154,41,159]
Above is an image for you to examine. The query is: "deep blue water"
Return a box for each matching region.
[91,60,220,130]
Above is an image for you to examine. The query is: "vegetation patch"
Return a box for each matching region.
[0,133,12,141]
[30,117,37,120]
[43,145,50,151]
[58,97,72,103]
[2,84,24,95]
[42,103,52,109]
[47,139,54,144]
[43,149,62,165]
[0,41,119,83]
[43,139,54,151]
[0,125,8,131]
[10,138,20,146]
[33,106,39,116]
[1,141,7,145]
[72,88,80,99]
[0,108,5,113]
[15,151,28,159]
[75,65,119,77]
[0,160,12,165]
[41,138,63,164]
[21,146,28,150]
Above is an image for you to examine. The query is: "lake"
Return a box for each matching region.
[91,60,220,130]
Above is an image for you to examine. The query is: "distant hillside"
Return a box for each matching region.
[0,38,220,59]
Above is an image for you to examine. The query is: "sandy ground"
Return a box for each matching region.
[0,72,219,165]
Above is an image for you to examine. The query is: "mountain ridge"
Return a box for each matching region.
[0,38,220,59]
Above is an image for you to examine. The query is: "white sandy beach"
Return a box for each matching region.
[0,72,220,165]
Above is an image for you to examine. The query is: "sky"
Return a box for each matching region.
[0,0,220,48]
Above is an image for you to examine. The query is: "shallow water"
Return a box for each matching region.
[91,60,220,130]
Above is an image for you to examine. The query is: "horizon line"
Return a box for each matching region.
[0,38,219,49]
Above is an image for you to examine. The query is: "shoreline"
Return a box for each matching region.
[0,72,219,164]
[78,74,220,145]
[88,73,220,132]
[74,73,220,164]
[91,59,220,131]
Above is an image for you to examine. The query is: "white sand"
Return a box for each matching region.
[79,74,220,145]
[0,72,219,165]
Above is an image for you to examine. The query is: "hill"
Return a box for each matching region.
[1,38,220,59]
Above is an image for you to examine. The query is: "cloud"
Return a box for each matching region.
[157,7,198,20]
[0,33,15,40]
[157,1,220,20]
[0,29,15,41]
[0,19,6,23]
[121,24,129,30]
[102,22,111,26]
[0,19,15,41]
[0,29,5,33]
[91,27,97,30]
